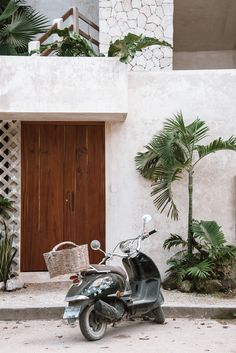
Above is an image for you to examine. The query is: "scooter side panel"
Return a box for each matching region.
[65,273,126,302]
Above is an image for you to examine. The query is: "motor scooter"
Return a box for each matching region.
[63,214,165,341]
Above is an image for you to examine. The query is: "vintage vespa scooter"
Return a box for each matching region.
[63,215,165,341]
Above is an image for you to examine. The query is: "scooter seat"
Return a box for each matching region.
[88,264,127,280]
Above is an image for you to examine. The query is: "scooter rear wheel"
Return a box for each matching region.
[79,304,107,341]
[153,306,165,324]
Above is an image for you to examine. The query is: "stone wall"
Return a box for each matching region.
[99,0,173,71]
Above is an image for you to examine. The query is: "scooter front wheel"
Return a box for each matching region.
[79,304,107,341]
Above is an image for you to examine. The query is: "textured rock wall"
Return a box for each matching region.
[99,0,173,71]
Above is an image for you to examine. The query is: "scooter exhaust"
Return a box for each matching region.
[94,300,122,320]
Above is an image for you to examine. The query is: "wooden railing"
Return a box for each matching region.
[28,7,99,56]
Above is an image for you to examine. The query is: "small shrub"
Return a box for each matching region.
[0,222,17,284]
[164,220,236,292]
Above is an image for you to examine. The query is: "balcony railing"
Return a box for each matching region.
[28,7,99,56]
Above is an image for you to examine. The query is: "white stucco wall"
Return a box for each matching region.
[0,57,127,121]
[99,0,173,71]
[106,69,236,277]
[174,50,236,70]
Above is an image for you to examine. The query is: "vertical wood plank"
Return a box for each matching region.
[38,124,64,269]
[87,125,105,263]
[21,124,40,271]
[21,124,64,271]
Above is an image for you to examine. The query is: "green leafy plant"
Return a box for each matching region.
[0,196,16,286]
[108,32,172,63]
[35,29,172,63]
[0,0,48,55]
[164,220,236,287]
[0,196,14,220]
[39,28,98,57]
[0,222,17,284]
[135,112,236,255]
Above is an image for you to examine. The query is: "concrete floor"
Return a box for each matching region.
[0,318,235,353]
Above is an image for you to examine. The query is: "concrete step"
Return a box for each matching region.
[1,304,235,321]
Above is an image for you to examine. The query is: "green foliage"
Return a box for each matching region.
[185,260,213,280]
[135,112,236,221]
[196,136,236,160]
[163,233,187,250]
[0,222,17,284]
[36,30,172,63]
[39,28,98,57]
[0,196,14,220]
[135,112,236,261]
[108,32,172,63]
[165,220,236,287]
[0,0,48,55]
[192,220,225,250]
[0,197,16,285]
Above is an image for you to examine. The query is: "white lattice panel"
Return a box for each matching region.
[0,121,21,272]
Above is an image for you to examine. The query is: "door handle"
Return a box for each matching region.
[65,191,70,205]
[71,191,75,211]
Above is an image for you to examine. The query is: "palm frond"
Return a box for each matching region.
[151,165,184,220]
[215,245,236,261]
[192,220,225,248]
[185,119,209,144]
[163,112,187,134]
[135,148,160,180]
[0,0,18,22]
[186,259,214,279]
[0,1,48,52]
[196,136,236,160]
[152,131,189,166]
[163,234,187,250]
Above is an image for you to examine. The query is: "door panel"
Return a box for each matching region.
[21,123,105,271]
[87,126,105,263]
[64,125,105,263]
[21,124,64,271]
[64,126,88,244]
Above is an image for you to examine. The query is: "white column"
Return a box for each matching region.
[28,40,40,56]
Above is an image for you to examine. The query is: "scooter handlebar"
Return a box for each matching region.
[148,229,157,236]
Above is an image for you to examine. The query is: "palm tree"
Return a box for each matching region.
[0,0,48,55]
[135,112,236,255]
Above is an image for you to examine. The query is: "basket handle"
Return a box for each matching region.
[52,241,78,252]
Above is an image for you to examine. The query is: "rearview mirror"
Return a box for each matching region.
[142,214,152,224]
[90,240,101,250]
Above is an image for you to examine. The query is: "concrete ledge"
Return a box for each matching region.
[0,307,64,321]
[0,56,128,122]
[1,305,235,321]
[163,305,236,320]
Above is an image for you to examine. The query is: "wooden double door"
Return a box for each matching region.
[21,123,105,271]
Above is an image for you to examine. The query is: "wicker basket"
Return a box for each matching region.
[43,241,89,278]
